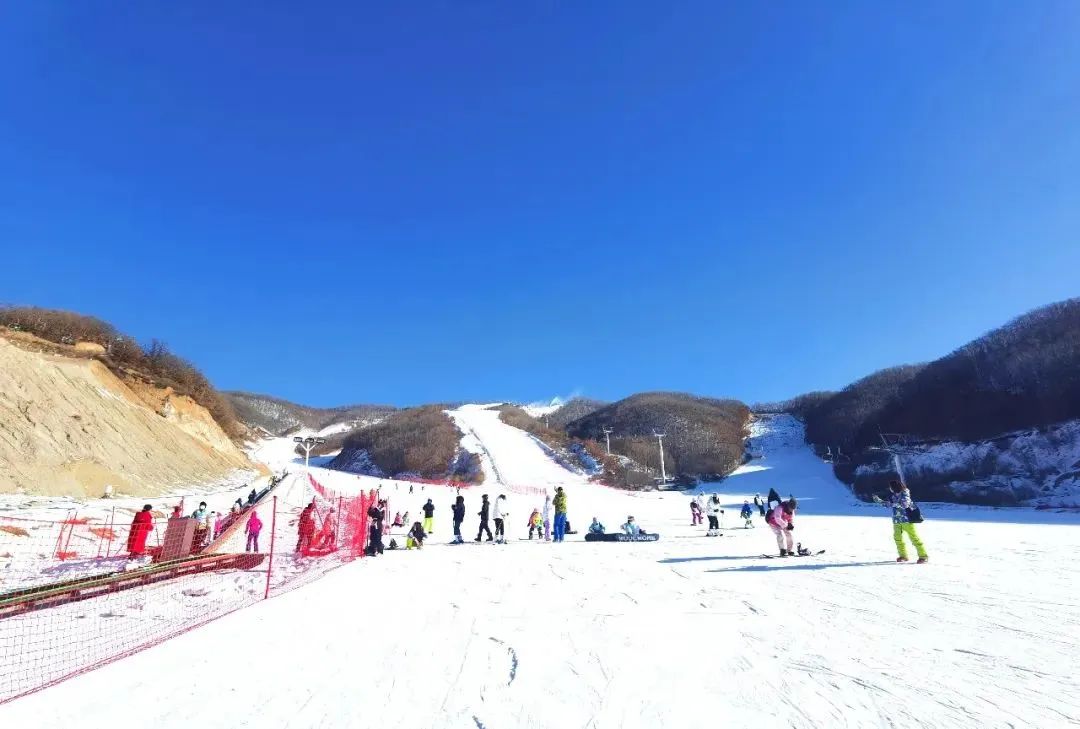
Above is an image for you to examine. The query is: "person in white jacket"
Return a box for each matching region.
[541,494,552,542]
[706,494,724,536]
[492,494,509,544]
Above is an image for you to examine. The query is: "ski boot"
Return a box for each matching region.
[779,549,790,557]
[917,556,928,564]
[896,556,909,562]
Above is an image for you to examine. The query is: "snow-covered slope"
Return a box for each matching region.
[4,414,1080,728]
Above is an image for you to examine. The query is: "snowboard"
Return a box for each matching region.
[760,549,825,559]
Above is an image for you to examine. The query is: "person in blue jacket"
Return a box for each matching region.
[740,500,755,528]
[588,517,605,534]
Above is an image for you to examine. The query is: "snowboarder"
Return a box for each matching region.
[766,497,797,556]
[406,521,426,549]
[527,509,544,539]
[297,501,316,553]
[753,493,765,517]
[588,517,605,535]
[452,495,466,543]
[126,505,154,556]
[422,498,435,535]
[740,500,754,528]
[706,494,724,536]
[542,493,552,541]
[247,488,258,506]
[245,510,263,552]
[622,516,640,536]
[873,480,929,564]
[475,494,493,542]
[690,497,703,526]
[392,512,404,528]
[552,487,568,542]
[492,494,508,543]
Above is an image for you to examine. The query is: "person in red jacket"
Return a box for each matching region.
[296,501,316,553]
[127,504,154,556]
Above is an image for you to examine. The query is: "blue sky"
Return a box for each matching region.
[2,3,1079,408]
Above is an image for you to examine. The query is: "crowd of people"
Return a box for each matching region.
[359,485,592,554]
[688,482,930,560]
[125,479,278,558]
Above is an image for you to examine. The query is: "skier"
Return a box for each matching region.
[527,508,544,539]
[588,517,605,535]
[475,494,493,542]
[766,497,797,556]
[452,495,466,543]
[422,498,435,535]
[689,497,703,526]
[245,510,263,552]
[126,504,154,556]
[753,493,765,517]
[405,521,426,550]
[740,500,754,528]
[873,480,929,563]
[552,487,568,542]
[542,493,553,541]
[705,494,724,536]
[492,494,508,543]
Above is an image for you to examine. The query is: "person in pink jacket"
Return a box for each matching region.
[245,510,263,553]
[766,498,797,556]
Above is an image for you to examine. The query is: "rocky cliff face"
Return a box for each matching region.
[0,335,257,497]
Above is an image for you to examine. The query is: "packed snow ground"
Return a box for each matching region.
[3,412,1080,728]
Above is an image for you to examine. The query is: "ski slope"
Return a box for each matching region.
[3,412,1080,728]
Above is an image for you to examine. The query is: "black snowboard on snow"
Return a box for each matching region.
[760,549,825,559]
[585,532,660,543]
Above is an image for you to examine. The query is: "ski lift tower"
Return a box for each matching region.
[870,432,916,485]
[653,430,669,485]
[602,427,614,455]
[293,435,326,470]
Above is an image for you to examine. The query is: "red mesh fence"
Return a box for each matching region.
[0,474,379,705]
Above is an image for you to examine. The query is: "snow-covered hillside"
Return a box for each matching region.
[3,413,1080,728]
[847,419,1080,507]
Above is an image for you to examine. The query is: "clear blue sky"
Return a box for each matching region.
[2,3,1079,408]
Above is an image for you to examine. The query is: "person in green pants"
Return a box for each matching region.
[873,480,929,563]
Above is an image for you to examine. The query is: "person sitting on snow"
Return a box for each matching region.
[406,521,426,550]
[588,517,606,534]
[622,516,641,536]
[392,512,404,528]
[740,500,754,528]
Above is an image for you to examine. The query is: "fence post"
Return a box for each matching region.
[336,495,343,552]
[264,496,277,600]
